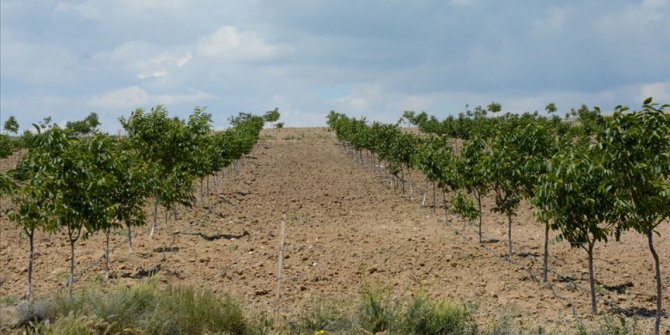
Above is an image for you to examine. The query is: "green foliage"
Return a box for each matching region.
[27,281,264,335]
[120,105,196,210]
[356,286,399,334]
[263,107,281,128]
[413,137,455,189]
[109,140,157,230]
[451,191,479,221]
[577,316,641,335]
[291,299,352,334]
[65,112,100,136]
[596,98,669,334]
[535,142,612,249]
[402,294,476,335]
[597,99,670,237]
[4,115,20,134]
[0,134,13,158]
[40,313,112,335]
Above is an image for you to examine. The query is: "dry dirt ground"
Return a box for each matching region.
[0,128,668,334]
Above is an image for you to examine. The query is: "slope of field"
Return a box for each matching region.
[0,128,668,333]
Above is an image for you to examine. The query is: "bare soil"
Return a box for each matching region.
[0,128,668,333]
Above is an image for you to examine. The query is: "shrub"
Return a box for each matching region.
[356,286,399,334]
[402,294,476,335]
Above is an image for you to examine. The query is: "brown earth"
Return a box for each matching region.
[0,128,668,334]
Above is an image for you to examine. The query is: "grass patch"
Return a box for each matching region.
[401,294,477,335]
[19,279,269,335]
[577,316,641,335]
[11,282,647,335]
[1,295,19,305]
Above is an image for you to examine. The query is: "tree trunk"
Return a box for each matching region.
[543,221,550,282]
[127,224,133,254]
[200,178,204,205]
[206,175,210,196]
[476,193,483,245]
[173,207,177,221]
[400,168,405,193]
[647,229,662,335]
[432,181,436,213]
[150,199,158,239]
[507,213,513,259]
[25,228,35,304]
[587,241,597,314]
[442,190,449,224]
[67,231,78,298]
[164,208,169,227]
[104,227,110,282]
[407,168,414,201]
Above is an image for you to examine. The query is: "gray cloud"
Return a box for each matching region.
[1,0,668,132]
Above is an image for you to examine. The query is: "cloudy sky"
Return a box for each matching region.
[1,0,669,132]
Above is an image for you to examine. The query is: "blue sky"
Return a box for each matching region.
[1,0,669,132]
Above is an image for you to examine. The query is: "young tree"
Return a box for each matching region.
[597,99,670,335]
[454,137,489,243]
[65,112,101,136]
[111,140,157,255]
[120,106,195,238]
[55,132,116,296]
[4,115,19,134]
[186,107,215,206]
[263,107,281,128]
[483,124,524,259]
[535,143,612,314]
[6,127,71,301]
[413,137,455,217]
[1,116,20,158]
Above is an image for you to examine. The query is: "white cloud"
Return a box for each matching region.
[89,86,214,110]
[196,26,287,61]
[92,41,192,80]
[639,82,670,101]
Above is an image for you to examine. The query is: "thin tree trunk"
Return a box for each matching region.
[173,207,177,221]
[432,181,436,213]
[647,229,662,335]
[200,178,204,205]
[543,221,550,282]
[164,208,169,227]
[150,199,158,239]
[587,242,597,315]
[407,168,414,201]
[25,228,34,304]
[127,224,133,254]
[104,227,110,282]
[206,175,210,195]
[507,213,513,259]
[400,168,405,193]
[442,190,449,224]
[477,193,483,245]
[67,227,80,298]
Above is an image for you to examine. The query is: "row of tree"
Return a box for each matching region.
[0,106,276,308]
[327,98,669,335]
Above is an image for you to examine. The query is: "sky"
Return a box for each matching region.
[1,0,669,132]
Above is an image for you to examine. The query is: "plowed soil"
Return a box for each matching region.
[0,128,668,333]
